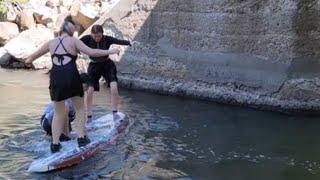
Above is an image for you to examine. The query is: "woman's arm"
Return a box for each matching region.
[25,41,50,65]
[74,38,120,57]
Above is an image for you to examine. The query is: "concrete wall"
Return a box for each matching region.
[98,0,320,114]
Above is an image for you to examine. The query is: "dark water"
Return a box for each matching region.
[1,69,320,179]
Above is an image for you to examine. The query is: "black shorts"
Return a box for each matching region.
[87,59,118,91]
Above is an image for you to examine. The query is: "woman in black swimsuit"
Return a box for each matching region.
[26,21,120,153]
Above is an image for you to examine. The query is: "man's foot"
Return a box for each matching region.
[77,135,90,147]
[50,143,61,153]
[87,115,92,122]
[113,111,121,121]
[59,134,71,142]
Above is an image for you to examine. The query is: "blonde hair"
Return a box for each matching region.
[60,21,74,36]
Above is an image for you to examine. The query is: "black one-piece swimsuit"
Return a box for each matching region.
[49,37,83,101]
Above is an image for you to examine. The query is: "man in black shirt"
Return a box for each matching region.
[80,25,131,120]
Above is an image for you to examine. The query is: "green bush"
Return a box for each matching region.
[0,1,5,21]
[0,0,6,15]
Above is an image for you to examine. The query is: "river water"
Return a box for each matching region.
[0,69,320,179]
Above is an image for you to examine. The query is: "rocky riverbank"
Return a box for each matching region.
[0,0,119,69]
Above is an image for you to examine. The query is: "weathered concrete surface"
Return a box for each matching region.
[89,0,320,114]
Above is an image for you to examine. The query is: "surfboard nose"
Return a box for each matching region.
[28,161,53,173]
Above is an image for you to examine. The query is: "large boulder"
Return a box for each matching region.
[16,9,36,30]
[0,22,19,45]
[4,1,21,22]
[28,0,56,26]
[70,1,99,30]
[33,8,56,26]
[4,26,53,61]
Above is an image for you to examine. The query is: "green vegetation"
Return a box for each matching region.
[0,0,5,21]
[0,0,6,15]
[0,0,29,21]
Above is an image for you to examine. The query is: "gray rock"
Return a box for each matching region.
[0,22,19,45]
[275,78,320,102]
[4,26,53,61]
[16,9,36,30]
[70,0,99,30]
[3,1,21,22]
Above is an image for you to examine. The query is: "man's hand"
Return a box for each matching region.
[113,111,121,121]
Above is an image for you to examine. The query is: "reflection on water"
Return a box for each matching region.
[0,69,320,179]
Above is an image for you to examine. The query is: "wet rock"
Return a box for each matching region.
[11,61,26,68]
[0,48,12,68]
[0,22,19,45]
[4,26,53,61]
[16,9,36,30]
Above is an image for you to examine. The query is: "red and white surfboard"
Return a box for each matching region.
[28,112,128,173]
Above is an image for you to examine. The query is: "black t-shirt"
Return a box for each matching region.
[80,35,130,62]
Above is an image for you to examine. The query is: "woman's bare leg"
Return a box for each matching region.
[71,96,86,138]
[52,100,66,144]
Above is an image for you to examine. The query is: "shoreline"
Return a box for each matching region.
[118,75,320,115]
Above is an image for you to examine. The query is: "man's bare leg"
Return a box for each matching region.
[86,86,94,120]
[110,81,120,120]
[71,96,86,138]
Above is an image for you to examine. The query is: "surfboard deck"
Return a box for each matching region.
[28,112,128,173]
